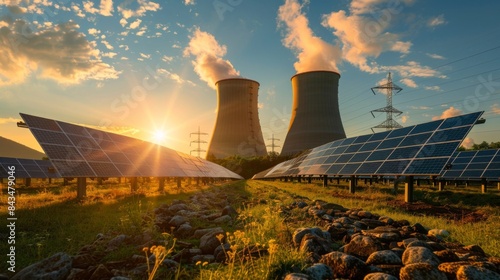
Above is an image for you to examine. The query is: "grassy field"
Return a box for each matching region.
[1,178,499,278]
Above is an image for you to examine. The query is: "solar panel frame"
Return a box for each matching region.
[440,149,500,180]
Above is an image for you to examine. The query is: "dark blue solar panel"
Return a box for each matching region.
[471,156,493,163]
[488,162,500,169]
[467,163,489,170]
[378,160,411,174]
[350,152,371,162]
[387,126,414,138]
[340,137,357,146]
[399,132,432,147]
[462,170,484,178]
[326,164,345,174]
[443,170,462,178]
[405,158,449,174]
[327,140,343,148]
[449,163,467,170]
[334,146,349,155]
[378,137,404,149]
[35,130,73,146]
[439,112,482,129]
[368,130,391,141]
[366,149,394,161]
[323,148,337,156]
[336,153,355,163]
[388,146,421,160]
[352,134,372,144]
[357,161,383,174]
[323,155,340,164]
[452,157,473,164]
[483,170,500,178]
[416,141,460,158]
[359,141,381,152]
[345,144,363,153]
[339,163,361,175]
[428,127,469,143]
[411,120,443,134]
[477,150,497,156]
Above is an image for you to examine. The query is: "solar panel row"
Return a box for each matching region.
[253,112,483,179]
[0,157,61,178]
[441,149,500,180]
[20,113,243,179]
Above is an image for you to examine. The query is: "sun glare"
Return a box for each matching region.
[151,130,167,145]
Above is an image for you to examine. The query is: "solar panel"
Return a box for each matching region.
[440,149,500,180]
[0,157,61,178]
[253,111,484,179]
[20,113,243,179]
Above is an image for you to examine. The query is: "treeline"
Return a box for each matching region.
[458,141,500,151]
[207,152,294,179]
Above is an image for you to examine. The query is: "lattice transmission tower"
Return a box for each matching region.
[190,126,208,157]
[370,72,404,132]
[267,134,281,154]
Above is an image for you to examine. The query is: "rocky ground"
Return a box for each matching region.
[7,185,500,280]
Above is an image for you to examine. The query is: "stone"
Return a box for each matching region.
[344,235,383,261]
[362,226,402,243]
[11,252,72,280]
[169,215,188,228]
[320,251,370,280]
[463,245,487,257]
[89,264,113,280]
[297,201,308,208]
[292,227,324,247]
[214,243,232,263]
[66,268,89,280]
[191,254,215,264]
[193,227,222,239]
[111,277,132,280]
[304,263,333,280]
[402,246,440,267]
[174,223,194,238]
[168,203,189,213]
[358,211,373,219]
[299,233,332,262]
[378,216,394,225]
[434,250,460,263]
[412,223,428,234]
[199,227,226,254]
[406,240,432,250]
[284,273,310,280]
[438,261,498,278]
[363,272,398,280]
[456,265,500,280]
[222,205,238,217]
[428,229,450,239]
[107,234,129,251]
[399,263,447,280]
[366,250,402,265]
[72,253,95,269]
[213,215,232,224]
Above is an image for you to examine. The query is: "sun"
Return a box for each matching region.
[151,130,167,145]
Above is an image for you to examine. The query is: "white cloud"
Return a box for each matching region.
[119,44,129,50]
[102,52,117,58]
[101,40,114,50]
[425,85,441,91]
[71,4,86,18]
[0,20,120,85]
[0,117,21,124]
[401,115,409,123]
[277,0,341,72]
[140,53,151,59]
[83,1,99,14]
[118,0,160,19]
[119,18,127,27]
[157,68,196,86]
[427,14,446,27]
[409,106,431,110]
[184,0,195,5]
[426,53,445,60]
[183,28,240,88]
[461,137,475,149]
[162,55,173,62]
[400,78,417,88]
[88,28,100,36]
[129,19,142,29]
[432,106,462,120]
[99,0,113,16]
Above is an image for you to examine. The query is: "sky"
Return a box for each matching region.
[1,0,500,157]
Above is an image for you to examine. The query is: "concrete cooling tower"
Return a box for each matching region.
[281,71,346,156]
[206,78,267,159]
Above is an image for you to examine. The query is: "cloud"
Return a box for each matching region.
[400,78,417,88]
[71,4,86,18]
[118,0,160,19]
[157,68,196,86]
[129,19,142,29]
[0,20,120,85]
[277,0,341,73]
[426,53,445,60]
[119,18,127,27]
[0,117,21,124]
[409,106,430,110]
[140,53,150,59]
[400,114,409,123]
[432,106,462,120]
[427,14,446,27]
[425,85,441,91]
[102,52,117,58]
[7,5,27,14]
[83,1,99,14]
[162,55,173,63]
[184,0,195,5]
[461,137,474,149]
[102,40,114,50]
[100,0,114,16]
[82,124,140,136]
[88,28,100,36]
[492,104,500,115]
[183,28,240,88]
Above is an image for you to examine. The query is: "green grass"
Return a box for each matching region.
[1,178,499,279]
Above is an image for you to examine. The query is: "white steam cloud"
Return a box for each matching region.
[277,0,341,73]
[183,28,240,88]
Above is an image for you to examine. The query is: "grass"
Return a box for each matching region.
[1,177,499,279]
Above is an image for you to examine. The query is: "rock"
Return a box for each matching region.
[456,265,500,280]
[434,250,460,263]
[213,215,232,224]
[364,272,398,280]
[317,201,348,211]
[292,227,324,247]
[362,227,402,243]
[378,216,394,225]
[174,223,194,238]
[284,273,310,280]
[463,245,487,257]
[222,205,238,217]
[11,252,72,280]
[191,254,215,264]
[214,243,232,263]
[299,233,332,262]
[107,234,129,251]
[304,263,333,280]
[361,219,386,229]
[402,246,440,267]
[308,207,326,217]
[366,250,402,265]
[406,240,432,250]
[72,253,95,269]
[399,263,447,280]
[169,203,189,213]
[297,201,308,208]
[89,264,113,280]
[438,261,498,278]
[66,268,89,280]
[193,227,222,239]
[320,251,370,280]
[199,227,226,254]
[169,215,188,227]
[111,277,132,280]
[358,211,373,219]
[344,235,383,261]
[412,223,428,234]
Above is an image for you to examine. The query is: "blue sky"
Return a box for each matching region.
[1,0,500,156]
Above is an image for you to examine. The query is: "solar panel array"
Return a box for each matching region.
[20,113,243,179]
[441,149,500,180]
[253,112,483,179]
[0,157,61,178]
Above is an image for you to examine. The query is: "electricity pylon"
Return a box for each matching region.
[190,126,208,157]
[370,72,404,132]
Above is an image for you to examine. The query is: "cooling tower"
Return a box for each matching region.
[206,78,267,159]
[281,71,346,156]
